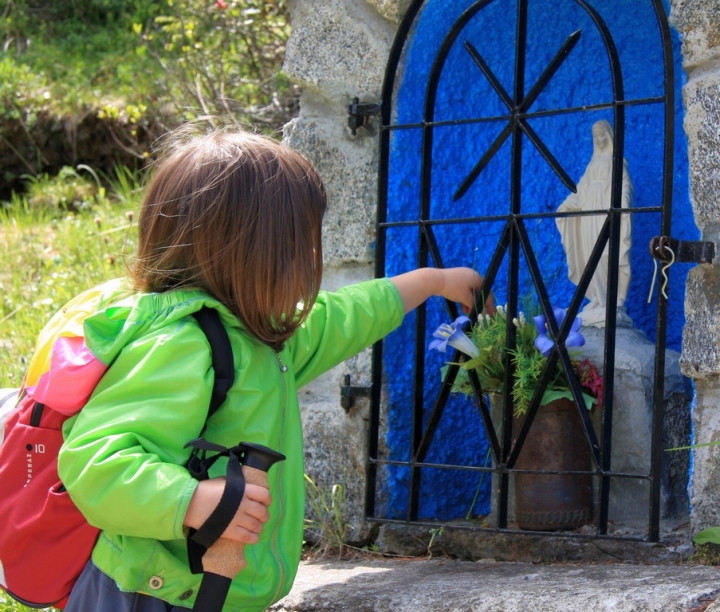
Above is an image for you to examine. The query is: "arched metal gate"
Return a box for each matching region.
[362,0,703,543]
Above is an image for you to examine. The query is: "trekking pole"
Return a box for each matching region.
[190,442,285,612]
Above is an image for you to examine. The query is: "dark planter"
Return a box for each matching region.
[514,398,593,531]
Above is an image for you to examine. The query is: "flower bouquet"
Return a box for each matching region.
[429,304,603,531]
[429,305,603,417]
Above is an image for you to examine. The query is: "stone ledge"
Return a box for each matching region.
[375,521,694,564]
[272,555,720,612]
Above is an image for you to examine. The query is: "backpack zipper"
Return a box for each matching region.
[29,402,45,427]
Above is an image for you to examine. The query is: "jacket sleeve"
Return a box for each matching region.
[57,318,213,541]
[288,277,404,389]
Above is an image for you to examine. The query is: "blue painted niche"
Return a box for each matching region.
[379,0,696,521]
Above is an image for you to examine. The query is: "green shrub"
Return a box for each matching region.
[138,0,296,131]
[24,167,98,212]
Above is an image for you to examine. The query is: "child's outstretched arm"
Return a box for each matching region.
[390,267,493,315]
[184,478,272,544]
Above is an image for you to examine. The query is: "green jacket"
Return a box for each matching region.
[56,277,404,611]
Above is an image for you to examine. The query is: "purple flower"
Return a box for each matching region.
[428,316,479,358]
[533,307,585,357]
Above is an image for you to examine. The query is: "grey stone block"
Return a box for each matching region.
[670,0,720,68]
[681,264,720,377]
[284,116,380,265]
[688,379,720,533]
[682,72,720,240]
[284,0,394,99]
[365,0,413,24]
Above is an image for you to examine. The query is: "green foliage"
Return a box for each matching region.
[0,0,161,112]
[0,593,51,612]
[304,474,349,559]
[444,307,601,416]
[694,527,720,546]
[0,165,141,387]
[426,525,446,558]
[138,0,295,130]
[23,166,99,212]
[0,56,48,120]
[691,528,720,565]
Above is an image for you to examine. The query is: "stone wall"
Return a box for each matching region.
[671,0,720,534]
[282,0,410,540]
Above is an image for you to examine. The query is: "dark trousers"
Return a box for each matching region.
[64,561,186,612]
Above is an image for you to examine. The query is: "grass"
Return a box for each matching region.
[0,168,141,388]
[304,474,350,559]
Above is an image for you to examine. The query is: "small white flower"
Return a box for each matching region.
[497,305,505,318]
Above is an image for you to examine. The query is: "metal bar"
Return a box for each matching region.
[410,224,462,467]
[495,0,528,530]
[519,29,582,112]
[368,0,427,524]
[378,206,658,229]
[476,220,511,300]
[648,0,676,544]
[454,123,514,201]
[365,341,383,518]
[369,458,651,480]
[412,359,460,464]
[380,96,666,132]
[464,40,514,110]
[468,368,503,463]
[574,0,625,538]
[519,118,577,192]
[514,218,602,465]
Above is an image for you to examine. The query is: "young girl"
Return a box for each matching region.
[47,128,484,611]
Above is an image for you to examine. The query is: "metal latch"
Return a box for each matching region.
[347,98,381,135]
[340,374,372,412]
[649,236,715,264]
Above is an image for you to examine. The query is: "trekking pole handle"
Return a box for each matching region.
[192,443,285,612]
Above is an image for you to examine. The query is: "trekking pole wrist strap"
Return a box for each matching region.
[185,439,245,572]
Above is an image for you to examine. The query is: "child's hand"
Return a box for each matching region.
[391,266,494,315]
[185,477,272,544]
[437,267,494,315]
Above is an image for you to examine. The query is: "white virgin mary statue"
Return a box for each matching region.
[556,120,633,329]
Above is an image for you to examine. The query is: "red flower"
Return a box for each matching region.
[574,358,604,410]
[214,0,227,8]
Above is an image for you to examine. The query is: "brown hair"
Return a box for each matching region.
[130,128,326,348]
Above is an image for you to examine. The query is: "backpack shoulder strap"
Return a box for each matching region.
[192,307,234,420]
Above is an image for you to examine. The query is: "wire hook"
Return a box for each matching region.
[647,244,675,303]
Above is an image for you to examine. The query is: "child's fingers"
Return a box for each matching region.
[222,496,271,542]
[223,525,262,544]
[240,496,270,524]
[243,482,272,510]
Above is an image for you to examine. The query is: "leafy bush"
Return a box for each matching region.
[24,166,98,212]
[138,0,297,130]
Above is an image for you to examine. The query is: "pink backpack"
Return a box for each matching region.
[0,307,232,608]
[0,389,100,608]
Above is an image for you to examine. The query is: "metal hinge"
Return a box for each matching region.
[347,97,381,135]
[340,374,372,412]
[649,236,715,264]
